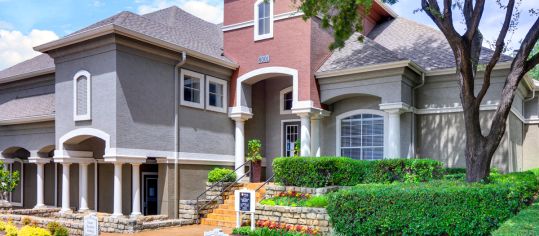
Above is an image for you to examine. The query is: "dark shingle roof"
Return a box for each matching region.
[368,17,513,70]
[70,7,230,63]
[318,33,405,73]
[0,93,55,122]
[0,6,231,82]
[0,54,54,82]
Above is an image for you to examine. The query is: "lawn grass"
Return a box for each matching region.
[492,202,539,236]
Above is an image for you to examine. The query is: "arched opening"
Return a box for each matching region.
[1,146,29,207]
[232,67,300,177]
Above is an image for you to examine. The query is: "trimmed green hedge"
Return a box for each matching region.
[492,202,539,236]
[326,171,539,235]
[272,157,443,188]
[208,168,236,182]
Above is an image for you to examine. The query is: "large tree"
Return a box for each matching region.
[296,0,539,182]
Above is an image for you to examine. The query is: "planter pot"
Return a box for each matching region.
[251,161,262,183]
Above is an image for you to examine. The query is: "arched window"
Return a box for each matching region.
[254,0,274,41]
[279,86,293,114]
[73,70,91,121]
[336,110,387,160]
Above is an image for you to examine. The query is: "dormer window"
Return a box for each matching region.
[254,0,273,41]
[73,70,91,121]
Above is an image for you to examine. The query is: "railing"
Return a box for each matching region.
[255,173,274,193]
[195,160,252,222]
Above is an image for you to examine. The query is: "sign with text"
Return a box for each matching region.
[258,55,270,64]
[83,213,99,236]
[235,189,255,213]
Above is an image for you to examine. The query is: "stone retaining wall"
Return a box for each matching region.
[178,200,217,223]
[0,209,187,235]
[254,204,332,235]
[264,185,348,198]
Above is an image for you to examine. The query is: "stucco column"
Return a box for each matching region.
[78,163,90,212]
[234,119,246,179]
[35,163,45,208]
[131,163,142,217]
[298,113,311,156]
[113,162,123,217]
[310,117,321,157]
[61,163,71,213]
[386,110,401,158]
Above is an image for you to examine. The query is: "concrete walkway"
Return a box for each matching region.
[101,225,233,236]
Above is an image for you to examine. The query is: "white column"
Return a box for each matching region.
[386,110,401,158]
[131,163,142,217]
[34,163,45,209]
[234,119,246,179]
[113,162,123,217]
[78,163,89,212]
[310,117,321,157]
[299,113,311,156]
[61,163,71,213]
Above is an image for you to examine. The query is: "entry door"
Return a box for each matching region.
[282,121,301,157]
[143,174,158,215]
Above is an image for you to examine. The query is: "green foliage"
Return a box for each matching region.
[232,226,309,236]
[247,139,263,162]
[492,202,539,236]
[530,42,539,80]
[444,167,467,174]
[294,139,300,157]
[0,162,20,201]
[47,222,69,236]
[207,168,236,183]
[304,196,328,208]
[326,171,539,235]
[273,157,444,187]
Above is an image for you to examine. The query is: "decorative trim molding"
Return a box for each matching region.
[336,109,389,158]
[254,0,274,41]
[205,76,228,113]
[279,86,293,115]
[180,69,205,110]
[315,60,424,79]
[0,114,54,126]
[222,11,304,32]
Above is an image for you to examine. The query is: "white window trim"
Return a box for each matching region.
[336,109,389,159]
[180,69,205,109]
[205,76,228,113]
[253,0,274,41]
[73,70,92,121]
[280,119,301,157]
[279,86,293,115]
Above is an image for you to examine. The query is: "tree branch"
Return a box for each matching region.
[464,0,486,41]
[476,0,515,103]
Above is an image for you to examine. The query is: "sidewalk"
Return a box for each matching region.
[101,225,233,236]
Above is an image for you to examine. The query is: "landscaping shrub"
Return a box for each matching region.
[18,225,51,236]
[207,168,236,182]
[47,222,68,236]
[304,196,328,208]
[232,226,312,236]
[326,171,539,236]
[492,202,539,236]
[273,157,443,187]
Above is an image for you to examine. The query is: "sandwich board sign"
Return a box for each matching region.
[235,189,256,230]
[83,213,99,236]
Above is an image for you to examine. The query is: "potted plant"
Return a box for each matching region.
[247,139,263,183]
[0,162,20,208]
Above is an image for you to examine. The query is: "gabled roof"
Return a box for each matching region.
[368,17,513,71]
[46,7,231,64]
[318,33,406,73]
[0,54,54,83]
[0,93,55,125]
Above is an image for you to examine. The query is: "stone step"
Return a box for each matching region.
[213,208,237,215]
[206,213,237,221]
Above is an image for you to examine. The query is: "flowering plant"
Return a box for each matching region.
[277,191,311,199]
[256,220,320,235]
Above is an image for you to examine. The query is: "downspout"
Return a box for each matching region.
[411,71,426,158]
[174,51,187,219]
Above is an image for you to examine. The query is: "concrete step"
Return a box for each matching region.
[201,218,238,228]
[206,213,236,221]
[213,208,237,215]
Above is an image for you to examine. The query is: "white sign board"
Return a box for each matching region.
[235,189,256,213]
[83,213,99,236]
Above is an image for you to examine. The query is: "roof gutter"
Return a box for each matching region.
[0,67,55,85]
[315,60,425,79]
[34,24,239,70]
[0,114,55,126]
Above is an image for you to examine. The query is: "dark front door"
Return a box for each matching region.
[282,121,301,157]
[143,174,158,215]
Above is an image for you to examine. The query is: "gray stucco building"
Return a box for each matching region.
[0,0,537,219]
